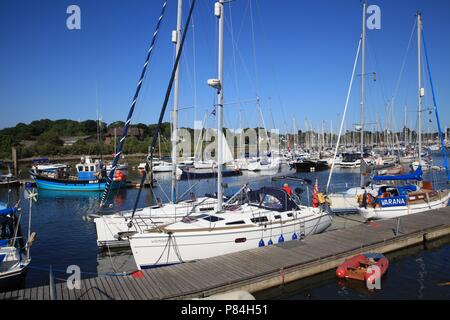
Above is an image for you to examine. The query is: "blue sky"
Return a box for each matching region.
[1,0,449,134]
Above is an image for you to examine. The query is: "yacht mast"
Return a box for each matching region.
[417,12,423,166]
[171,0,182,203]
[360,0,367,157]
[209,0,225,212]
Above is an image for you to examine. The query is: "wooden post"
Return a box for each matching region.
[11,147,17,177]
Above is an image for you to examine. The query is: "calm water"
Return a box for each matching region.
[255,235,450,300]
[0,151,449,297]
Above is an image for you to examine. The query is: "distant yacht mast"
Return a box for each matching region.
[417,12,423,167]
[360,0,367,157]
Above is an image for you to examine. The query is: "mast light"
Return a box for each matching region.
[214,2,221,17]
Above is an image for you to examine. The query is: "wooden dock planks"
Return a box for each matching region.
[3,207,450,300]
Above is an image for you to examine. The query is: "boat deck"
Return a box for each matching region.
[1,206,450,300]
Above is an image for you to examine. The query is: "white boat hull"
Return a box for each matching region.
[358,190,450,220]
[94,197,218,248]
[129,208,332,269]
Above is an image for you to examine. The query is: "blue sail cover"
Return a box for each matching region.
[373,166,423,182]
[0,207,17,216]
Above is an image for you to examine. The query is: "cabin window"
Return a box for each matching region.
[199,207,215,212]
[274,215,281,219]
[251,216,268,224]
[226,220,245,225]
[78,166,84,172]
[90,166,95,172]
[287,213,293,217]
[202,215,224,222]
[85,166,89,171]
[261,194,283,210]
[235,238,247,243]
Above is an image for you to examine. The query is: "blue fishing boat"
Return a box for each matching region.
[30,156,127,191]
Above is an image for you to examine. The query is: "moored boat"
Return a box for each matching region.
[30,156,127,191]
[336,252,389,282]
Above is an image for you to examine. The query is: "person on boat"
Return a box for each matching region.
[362,190,368,209]
[282,183,293,196]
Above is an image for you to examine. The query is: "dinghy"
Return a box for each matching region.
[336,252,388,282]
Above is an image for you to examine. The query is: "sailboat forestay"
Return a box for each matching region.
[128,0,332,269]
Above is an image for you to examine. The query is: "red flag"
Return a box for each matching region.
[312,177,319,208]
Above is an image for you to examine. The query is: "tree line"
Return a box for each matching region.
[0,119,174,159]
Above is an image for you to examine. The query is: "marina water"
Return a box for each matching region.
[1,151,449,298]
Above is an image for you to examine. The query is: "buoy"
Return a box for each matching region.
[278,234,284,243]
[258,239,265,247]
[268,239,273,245]
[292,233,298,240]
[131,270,144,279]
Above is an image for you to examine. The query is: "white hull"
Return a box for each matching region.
[339,159,361,168]
[0,246,30,281]
[129,206,332,269]
[328,185,381,212]
[194,161,217,169]
[152,161,173,172]
[412,160,432,172]
[247,159,280,171]
[94,197,217,248]
[359,191,450,220]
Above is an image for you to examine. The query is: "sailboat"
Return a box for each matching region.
[128,0,332,269]
[0,192,35,286]
[358,12,450,220]
[0,162,20,188]
[93,0,219,248]
[327,0,381,212]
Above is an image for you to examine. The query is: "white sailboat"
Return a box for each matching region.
[358,12,449,220]
[128,0,332,269]
[93,0,217,248]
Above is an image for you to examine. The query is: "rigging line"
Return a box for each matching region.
[227,2,243,124]
[100,0,169,207]
[249,0,259,95]
[392,18,417,104]
[365,37,388,107]
[188,0,198,127]
[253,0,288,134]
[326,38,362,193]
[131,0,197,221]
[233,0,251,47]
[422,29,450,181]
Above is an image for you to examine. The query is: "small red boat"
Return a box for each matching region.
[336,253,389,282]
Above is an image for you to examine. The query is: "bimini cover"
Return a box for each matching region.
[248,187,298,212]
[373,166,423,181]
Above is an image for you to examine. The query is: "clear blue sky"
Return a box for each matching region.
[1,0,449,134]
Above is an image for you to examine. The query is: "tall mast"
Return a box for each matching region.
[417,12,422,166]
[210,0,225,212]
[360,0,367,157]
[171,0,182,204]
